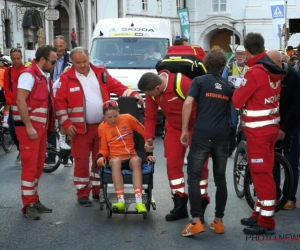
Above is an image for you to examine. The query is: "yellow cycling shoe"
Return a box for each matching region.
[112,201,125,211]
[135,203,148,213]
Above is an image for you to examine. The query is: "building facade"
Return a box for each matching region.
[0,0,96,60]
[97,0,300,52]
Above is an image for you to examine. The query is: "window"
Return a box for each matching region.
[176,0,186,10]
[142,0,148,11]
[212,0,227,12]
[157,0,162,12]
[5,19,11,48]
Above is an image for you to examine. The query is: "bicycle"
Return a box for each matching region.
[233,140,293,212]
[43,125,73,173]
[0,102,14,153]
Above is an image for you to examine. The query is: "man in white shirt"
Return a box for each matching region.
[143,44,162,61]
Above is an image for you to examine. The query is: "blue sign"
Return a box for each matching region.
[175,35,180,39]
[271,5,284,19]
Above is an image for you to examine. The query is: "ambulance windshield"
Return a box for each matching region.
[90,38,169,69]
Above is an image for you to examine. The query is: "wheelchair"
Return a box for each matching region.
[98,97,156,219]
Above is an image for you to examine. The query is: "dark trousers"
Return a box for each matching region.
[229,103,239,153]
[274,127,300,202]
[47,130,57,160]
[187,138,228,218]
[71,41,77,48]
[8,108,19,150]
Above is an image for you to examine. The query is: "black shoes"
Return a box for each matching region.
[243,225,276,235]
[92,195,100,200]
[240,217,258,226]
[78,197,92,207]
[165,195,189,221]
[36,199,52,213]
[24,203,40,220]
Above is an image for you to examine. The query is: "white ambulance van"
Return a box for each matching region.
[89,18,173,133]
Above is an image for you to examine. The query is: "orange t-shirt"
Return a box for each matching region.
[98,114,145,160]
[0,68,5,88]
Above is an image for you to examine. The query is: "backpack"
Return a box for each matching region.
[156,45,207,80]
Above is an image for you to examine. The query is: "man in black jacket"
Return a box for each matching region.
[267,50,300,210]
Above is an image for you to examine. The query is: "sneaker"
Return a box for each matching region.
[2,121,8,128]
[243,225,276,235]
[182,221,205,237]
[135,203,147,213]
[78,197,92,207]
[283,200,296,210]
[240,217,258,226]
[36,198,52,213]
[210,221,225,234]
[59,141,71,150]
[24,203,40,220]
[112,201,125,211]
[63,158,73,167]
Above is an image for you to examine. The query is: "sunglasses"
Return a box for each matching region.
[45,58,57,65]
[103,100,119,110]
[56,35,64,39]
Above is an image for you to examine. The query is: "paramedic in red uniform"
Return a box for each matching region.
[13,45,57,220]
[138,70,210,223]
[232,33,285,235]
[55,47,143,207]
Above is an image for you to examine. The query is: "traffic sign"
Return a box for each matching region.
[45,9,59,21]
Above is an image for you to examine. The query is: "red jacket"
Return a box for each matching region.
[55,64,138,134]
[232,52,284,137]
[12,60,55,131]
[145,70,196,139]
[3,64,26,105]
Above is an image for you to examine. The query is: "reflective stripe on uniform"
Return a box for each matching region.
[254,205,261,212]
[171,187,185,194]
[242,117,280,128]
[11,105,18,111]
[60,115,69,124]
[22,189,36,195]
[70,117,84,123]
[56,110,67,115]
[260,200,276,206]
[67,107,84,113]
[90,173,100,178]
[200,188,208,195]
[74,177,90,182]
[200,179,208,185]
[170,177,184,186]
[30,116,47,123]
[32,107,48,113]
[13,115,21,120]
[122,89,135,97]
[260,209,275,216]
[174,73,185,100]
[242,107,279,117]
[91,181,101,186]
[21,180,35,187]
[75,184,87,190]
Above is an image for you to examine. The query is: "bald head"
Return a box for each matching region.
[54,38,66,58]
[267,50,282,68]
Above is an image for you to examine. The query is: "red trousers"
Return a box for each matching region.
[71,124,100,198]
[16,127,47,212]
[164,123,209,200]
[247,134,278,229]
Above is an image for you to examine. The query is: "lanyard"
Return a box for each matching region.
[234,61,246,77]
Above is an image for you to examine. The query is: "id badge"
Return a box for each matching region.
[234,77,243,87]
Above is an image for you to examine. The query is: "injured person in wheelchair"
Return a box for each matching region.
[95,100,155,213]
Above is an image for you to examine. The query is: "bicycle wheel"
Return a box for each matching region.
[244,152,293,212]
[2,127,14,153]
[43,148,62,173]
[233,140,247,198]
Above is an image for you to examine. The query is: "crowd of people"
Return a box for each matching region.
[0,31,298,239]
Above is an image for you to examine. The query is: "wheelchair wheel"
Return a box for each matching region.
[2,128,14,153]
[244,152,293,212]
[43,149,62,173]
[233,140,247,198]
